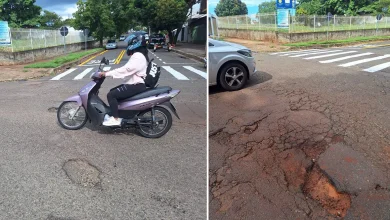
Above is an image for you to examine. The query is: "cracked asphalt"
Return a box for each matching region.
[209,44,390,220]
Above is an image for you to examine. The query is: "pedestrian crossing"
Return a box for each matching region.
[270,49,390,73]
[50,65,206,81]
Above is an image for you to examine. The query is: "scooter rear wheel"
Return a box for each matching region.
[57,101,88,130]
[137,107,172,138]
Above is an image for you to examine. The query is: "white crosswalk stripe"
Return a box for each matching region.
[162,66,189,80]
[51,65,205,81]
[304,51,357,60]
[183,66,207,79]
[319,52,374,63]
[51,68,77,80]
[270,49,390,73]
[74,68,93,80]
[289,50,343,57]
[364,62,390,73]
[338,54,390,67]
[270,49,320,55]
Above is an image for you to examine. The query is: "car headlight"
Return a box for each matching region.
[237,49,252,57]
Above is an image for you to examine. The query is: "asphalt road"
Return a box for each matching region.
[210,42,390,220]
[0,42,206,219]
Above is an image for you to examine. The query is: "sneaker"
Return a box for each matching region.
[103,116,122,126]
[104,114,110,121]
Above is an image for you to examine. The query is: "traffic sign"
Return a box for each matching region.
[83,29,89,36]
[60,26,68,36]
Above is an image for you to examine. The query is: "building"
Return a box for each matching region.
[176,0,207,44]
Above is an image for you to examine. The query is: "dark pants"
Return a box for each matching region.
[107,84,146,118]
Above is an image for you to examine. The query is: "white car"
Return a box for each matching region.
[209,38,257,91]
[119,36,126,41]
[105,40,117,49]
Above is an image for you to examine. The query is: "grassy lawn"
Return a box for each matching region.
[24,48,104,68]
[219,23,389,33]
[284,36,390,47]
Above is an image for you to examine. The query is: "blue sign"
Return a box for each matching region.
[276,0,296,9]
[0,21,11,46]
[277,9,289,28]
[277,9,296,28]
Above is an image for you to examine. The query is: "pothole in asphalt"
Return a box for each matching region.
[303,165,351,217]
[48,107,58,113]
[62,159,102,189]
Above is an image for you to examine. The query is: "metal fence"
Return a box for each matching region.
[216,13,390,33]
[0,28,94,52]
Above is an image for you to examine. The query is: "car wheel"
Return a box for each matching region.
[219,62,248,91]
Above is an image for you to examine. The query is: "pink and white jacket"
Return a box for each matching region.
[105,52,147,85]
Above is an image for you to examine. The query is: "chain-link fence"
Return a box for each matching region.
[0,28,95,52]
[217,14,390,33]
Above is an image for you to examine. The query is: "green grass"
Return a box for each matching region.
[219,23,390,33]
[284,35,390,47]
[24,48,103,68]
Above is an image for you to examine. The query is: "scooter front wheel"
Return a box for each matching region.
[57,101,88,130]
[137,107,172,138]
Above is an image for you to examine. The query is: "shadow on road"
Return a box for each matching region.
[209,71,273,95]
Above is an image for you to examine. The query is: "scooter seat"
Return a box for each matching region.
[120,86,172,102]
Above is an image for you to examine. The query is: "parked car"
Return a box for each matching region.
[105,40,117,49]
[119,35,126,41]
[208,38,257,91]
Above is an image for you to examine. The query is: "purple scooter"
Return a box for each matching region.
[57,57,180,138]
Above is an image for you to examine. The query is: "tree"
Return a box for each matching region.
[134,0,192,44]
[258,1,276,14]
[39,10,62,29]
[73,0,116,46]
[215,0,248,17]
[0,0,42,27]
[296,0,324,15]
[110,0,137,38]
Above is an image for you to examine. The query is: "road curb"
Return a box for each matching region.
[0,48,105,82]
[172,48,205,63]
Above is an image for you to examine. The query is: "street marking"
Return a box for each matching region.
[278,50,323,56]
[162,66,189,80]
[115,50,125,64]
[364,62,390,72]
[74,68,93,80]
[339,54,390,67]
[304,51,357,60]
[159,59,162,61]
[320,52,374,63]
[183,66,207,79]
[51,68,77,80]
[270,49,320,55]
[79,50,107,66]
[103,67,111,71]
[289,50,343,57]
[363,44,390,49]
[163,61,166,64]
[163,63,197,65]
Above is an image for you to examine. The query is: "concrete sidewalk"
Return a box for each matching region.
[172,43,206,62]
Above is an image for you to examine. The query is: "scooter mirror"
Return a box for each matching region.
[105,59,109,65]
[101,57,106,64]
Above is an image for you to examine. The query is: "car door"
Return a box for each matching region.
[208,41,217,85]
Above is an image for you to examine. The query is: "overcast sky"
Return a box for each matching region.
[35,0,200,20]
[209,0,270,15]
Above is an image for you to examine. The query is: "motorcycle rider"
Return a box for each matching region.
[99,34,149,126]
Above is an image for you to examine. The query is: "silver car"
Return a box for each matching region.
[209,38,257,91]
[105,40,117,49]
